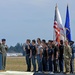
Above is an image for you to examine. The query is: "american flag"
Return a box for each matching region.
[53,21,60,44]
[53,5,65,44]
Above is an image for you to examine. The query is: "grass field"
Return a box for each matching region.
[6,57,75,72]
[6,57,27,71]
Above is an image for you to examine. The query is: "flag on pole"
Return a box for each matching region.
[53,4,65,44]
[53,21,60,44]
[65,5,71,41]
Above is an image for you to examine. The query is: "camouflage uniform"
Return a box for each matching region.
[0,44,8,70]
[64,45,72,72]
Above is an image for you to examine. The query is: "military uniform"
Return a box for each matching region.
[70,44,75,73]
[64,45,72,73]
[0,44,8,70]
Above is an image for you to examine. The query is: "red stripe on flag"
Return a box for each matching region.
[53,21,60,44]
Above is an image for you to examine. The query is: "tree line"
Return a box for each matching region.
[7,43,25,55]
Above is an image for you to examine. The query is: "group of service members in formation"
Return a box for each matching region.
[23,38,75,74]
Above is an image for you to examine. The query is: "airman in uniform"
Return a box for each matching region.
[64,40,72,74]
[0,39,8,70]
[69,41,75,73]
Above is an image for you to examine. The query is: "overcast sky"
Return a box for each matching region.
[0,0,75,46]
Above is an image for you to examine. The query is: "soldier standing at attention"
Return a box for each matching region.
[69,41,75,73]
[0,39,8,70]
[64,40,72,74]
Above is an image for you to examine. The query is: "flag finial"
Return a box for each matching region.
[56,3,58,8]
[67,3,68,6]
[67,3,69,8]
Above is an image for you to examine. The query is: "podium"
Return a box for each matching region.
[0,52,2,70]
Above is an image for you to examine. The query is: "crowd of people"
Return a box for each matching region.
[23,38,75,74]
[0,38,74,74]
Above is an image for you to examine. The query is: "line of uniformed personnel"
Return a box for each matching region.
[23,38,75,74]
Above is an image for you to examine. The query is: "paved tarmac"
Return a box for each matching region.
[34,72,75,75]
[0,71,75,75]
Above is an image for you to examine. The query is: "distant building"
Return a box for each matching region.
[7,53,23,57]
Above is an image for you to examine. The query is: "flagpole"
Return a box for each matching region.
[53,6,57,42]
[53,29,55,41]
[65,4,71,42]
[53,4,57,42]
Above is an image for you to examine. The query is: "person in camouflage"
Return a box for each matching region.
[64,40,72,74]
[69,41,75,73]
